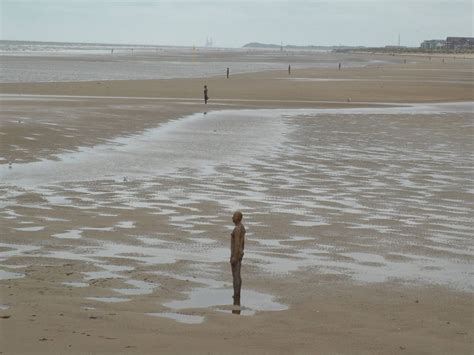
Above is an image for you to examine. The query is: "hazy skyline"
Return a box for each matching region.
[1,0,473,48]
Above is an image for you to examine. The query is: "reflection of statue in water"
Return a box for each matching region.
[230,211,246,312]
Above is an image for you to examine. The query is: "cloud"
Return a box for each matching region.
[2,0,472,47]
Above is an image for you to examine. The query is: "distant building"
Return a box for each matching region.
[445,37,474,49]
[420,39,446,50]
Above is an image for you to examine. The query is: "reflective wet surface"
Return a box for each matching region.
[146,312,205,325]
[0,46,383,83]
[1,100,473,323]
[159,274,287,313]
[86,297,131,303]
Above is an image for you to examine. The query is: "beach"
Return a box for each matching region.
[0,49,473,354]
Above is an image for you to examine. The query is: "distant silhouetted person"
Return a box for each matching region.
[226,67,230,79]
[288,64,291,75]
[204,85,209,104]
[338,62,341,70]
[230,211,246,304]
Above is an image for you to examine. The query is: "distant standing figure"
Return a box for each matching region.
[227,67,230,79]
[204,85,209,104]
[338,62,341,70]
[288,64,291,75]
[230,211,246,303]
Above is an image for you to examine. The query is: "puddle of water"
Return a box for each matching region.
[1,210,23,219]
[277,77,359,82]
[254,236,315,248]
[0,108,291,185]
[0,264,28,269]
[83,264,134,280]
[42,217,69,222]
[163,288,287,312]
[15,226,45,232]
[0,304,10,310]
[342,252,386,264]
[153,272,287,316]
[113,279,157,296]
[216,308,256,316]
[44,195,71,205]
[0,269,24,280]
[146,312,205,324]
[291,220,328,227]
[90,241,228,266]
[63,281,89,288]
[86,297,130,303]
[52,229,82,239]
[188,237,216,244]
[81,227,114,232]
[115,221,135,229]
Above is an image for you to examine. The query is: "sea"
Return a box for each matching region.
[0,40,388,83]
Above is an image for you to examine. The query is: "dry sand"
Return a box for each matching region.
[0,53,473,354]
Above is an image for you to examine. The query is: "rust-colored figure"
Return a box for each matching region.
[230,211,246,305]
[204,85,209,104]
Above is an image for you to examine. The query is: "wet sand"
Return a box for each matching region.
[0,54,473,354]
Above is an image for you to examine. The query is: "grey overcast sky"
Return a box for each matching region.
[1,0,472,47]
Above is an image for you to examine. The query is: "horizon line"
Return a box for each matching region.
[0,38,419,49]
